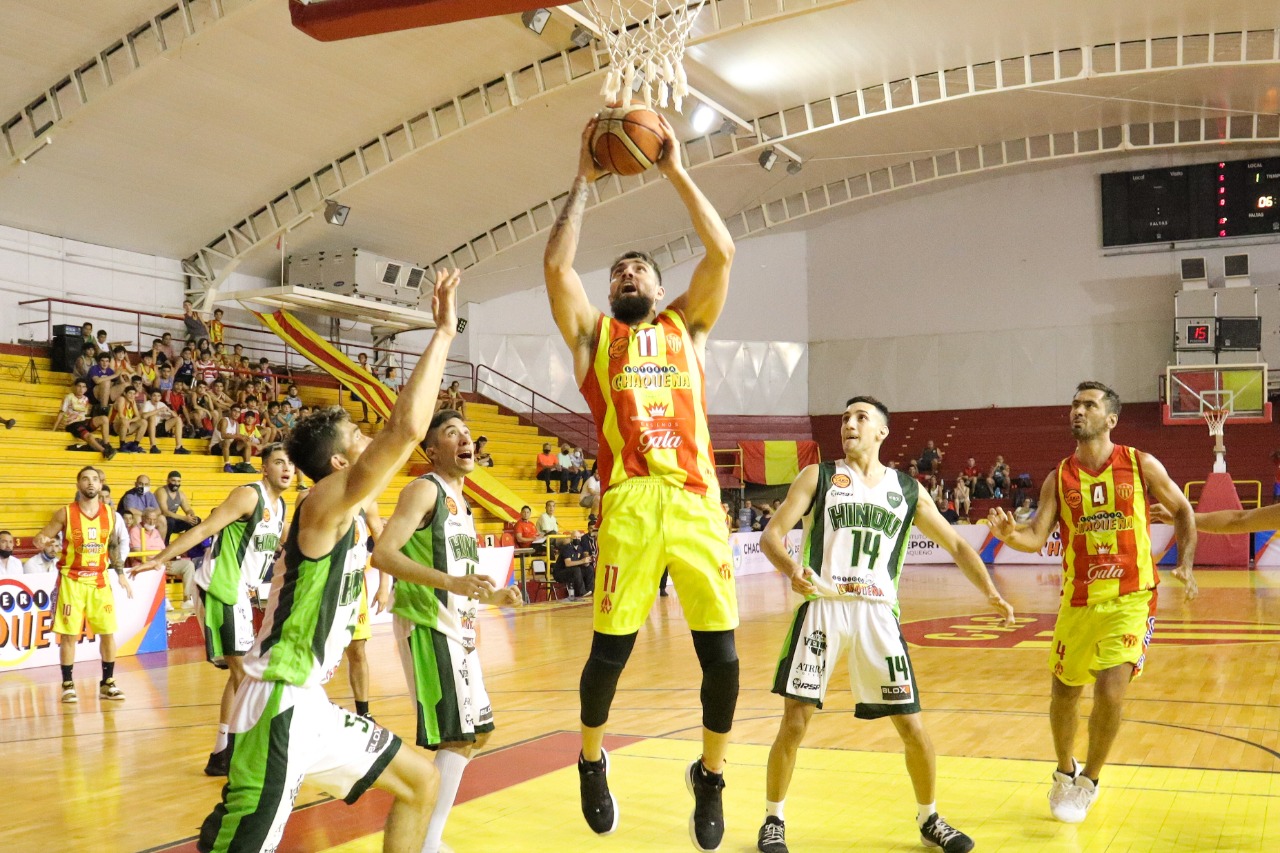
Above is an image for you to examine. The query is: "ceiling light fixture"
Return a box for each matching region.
[569,25,593,48]
[786,159,803,175]
[758,147,778,172]
[690,104,719,134]
[522,8,551,35]
[323,200,351,227]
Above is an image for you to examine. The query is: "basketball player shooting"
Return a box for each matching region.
[544,114,739,852]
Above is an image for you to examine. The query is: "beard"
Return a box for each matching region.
[1070,422,1102,440]
[610,293,654,325]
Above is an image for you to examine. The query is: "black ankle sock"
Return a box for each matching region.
[61,665,73,683]
[101,661,114,683]
[355,700,370,717]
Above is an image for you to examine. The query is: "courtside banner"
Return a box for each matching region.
[899,524,1179,566]
[1254,531,1280,567]
[0,570,166,672]
[730,530,804,577]
[361,547,516,623]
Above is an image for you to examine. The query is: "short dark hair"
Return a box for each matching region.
[611,250,662,286]
[0,530,11,538]
[76,465,99,481]
[425,409,464,447]
[286,405,351,482]
[259,442,288,465]
[521,505,531,513]
[1075,381,1122,416]
[846,395,891,425]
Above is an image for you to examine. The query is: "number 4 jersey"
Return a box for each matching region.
[803,461,919,618]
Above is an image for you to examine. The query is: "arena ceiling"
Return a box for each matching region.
[2,0,1279,305]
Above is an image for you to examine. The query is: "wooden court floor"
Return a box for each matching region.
[3,564,1278,852]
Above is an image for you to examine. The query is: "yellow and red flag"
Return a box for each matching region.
[738,440,820,485]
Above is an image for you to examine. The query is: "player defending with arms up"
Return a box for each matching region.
[545,115,738,851]
[989,381,1197,824]
[129,443,294,776]
[373,408,521,853]
[758,398,1013,853]
[195,270,462,853]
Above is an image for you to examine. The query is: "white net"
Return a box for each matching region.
[1203,407,1230,437]
[582,0,708,109]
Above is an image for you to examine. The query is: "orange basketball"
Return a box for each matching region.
[590,105,665,176]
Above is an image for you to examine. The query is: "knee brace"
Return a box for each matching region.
[692,630,740,734]
[579,631,638,728]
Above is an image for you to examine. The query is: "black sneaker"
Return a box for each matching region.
[920,813,974,853]
[685,759,726,852]
[204,745,231,776]
[757,816,787,852]
[103,444,117,461]
[577,749,619,835]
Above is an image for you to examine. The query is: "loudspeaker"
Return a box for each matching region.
[50,334,84,373]
[1217,317,1262,351]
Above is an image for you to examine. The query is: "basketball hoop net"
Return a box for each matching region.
[1203,407,1230,473]
[582,0,707,109]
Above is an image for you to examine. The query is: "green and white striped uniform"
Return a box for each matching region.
[242,505,371,688]
[392,473,493,747]
[200,503,400,853]
[195,482,284,665]
[773,461,923,718]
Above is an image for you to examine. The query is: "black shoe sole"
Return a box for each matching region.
[579,749,619,836]
[685,761,724,852]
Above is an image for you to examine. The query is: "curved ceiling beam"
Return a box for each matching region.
[182,0,860,286]
[429,27,1280,274]
[639,114,1280,274]
[1,0,258,168]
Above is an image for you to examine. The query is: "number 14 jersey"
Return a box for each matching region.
[803,461,919,618]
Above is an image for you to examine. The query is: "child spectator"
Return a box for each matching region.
[56,379,115,459]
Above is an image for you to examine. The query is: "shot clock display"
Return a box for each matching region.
[1101,156,1280,247]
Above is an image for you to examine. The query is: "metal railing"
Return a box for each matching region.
[714,447,744,493]
[1184,479,1262,509]
[475,364,596,456]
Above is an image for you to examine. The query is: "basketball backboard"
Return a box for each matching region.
[1163,363,1272,425]
[289,0,549,41]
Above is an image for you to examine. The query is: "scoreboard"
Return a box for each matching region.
[1101,156,1280,247]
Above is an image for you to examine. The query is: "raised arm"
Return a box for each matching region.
[1139,451,1197,599]
[371,477,494,597]
[544,119,606,359]
[657,115,734,343]
[761,465,819,596]
[913,487,1014,624]
[128,486,257,576]
[988,472,1059,552]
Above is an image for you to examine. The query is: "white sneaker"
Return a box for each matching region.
[1051,775,1098,823]
[1048,761,1077,820]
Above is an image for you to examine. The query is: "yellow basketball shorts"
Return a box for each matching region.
[593,477,737,635]
[352,572,371,642]
[52,573,118,635]
[1050,588,1157,686]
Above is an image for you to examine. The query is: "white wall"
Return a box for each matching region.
[805,148,1280,414]
[468,231,810,414]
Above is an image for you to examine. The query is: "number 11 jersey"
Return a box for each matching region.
[803,460,919,617]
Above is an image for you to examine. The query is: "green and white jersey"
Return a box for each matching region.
[242,504,371,687]
[391,473,481,652]
[195,481,285,605]
[804,461,918,618]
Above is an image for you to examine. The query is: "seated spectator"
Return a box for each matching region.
[283,383,303,410]
[436,380,466,418]
[140,390,189,455]
[194,351,219,386]
[473,436,494,467]
[174,346,196,386]
[953,476,970,519]
[918,440,943,474]
[212,405,257,473]
[110,345,135,382]
[0,531,22,575]
[147,338,169,367]
[94,329,110,353]
[990,456,1009,492]
[156,364,176,393]
[208,379,236,416]
[940,502,960,524]
[553,530,594,600]
[1013,498,1036,524]
[111,386,149,453]
[72,343,98,381]
[158,332,177,363]
[558,442,583,493]
[56,378,115,459]
[87,351,122,408]
[535,442,563,493]
[121,475,162,520]
[907,462,927,485]
[131,509,195,607]
[80,321,95,350]
[535,499,559,557]
[137,352,159,390]
[570,445,586,474]
[960,457,981,487]
[24,535,60,574]
[513,505,538,552]
[972,476,994,499]
[270,401,295,436]
[580,465,600,509]
[928,475,945,505]
[155,470,200,544]
[1011,473,1035,508]
[756,501,774,531]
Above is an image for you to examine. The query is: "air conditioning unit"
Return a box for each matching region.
[286,249,427,310]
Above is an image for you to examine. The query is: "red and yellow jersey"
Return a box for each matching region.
[61,501,116,587]
[581,309,718,498]
[112,397,137,422]
[209,319,224,345]
[1055,444,1155,607]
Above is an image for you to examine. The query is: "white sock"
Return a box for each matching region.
[916,802,936,827]
[765,800,785,821]
[214,723,230,753]
[422,749,470,853]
